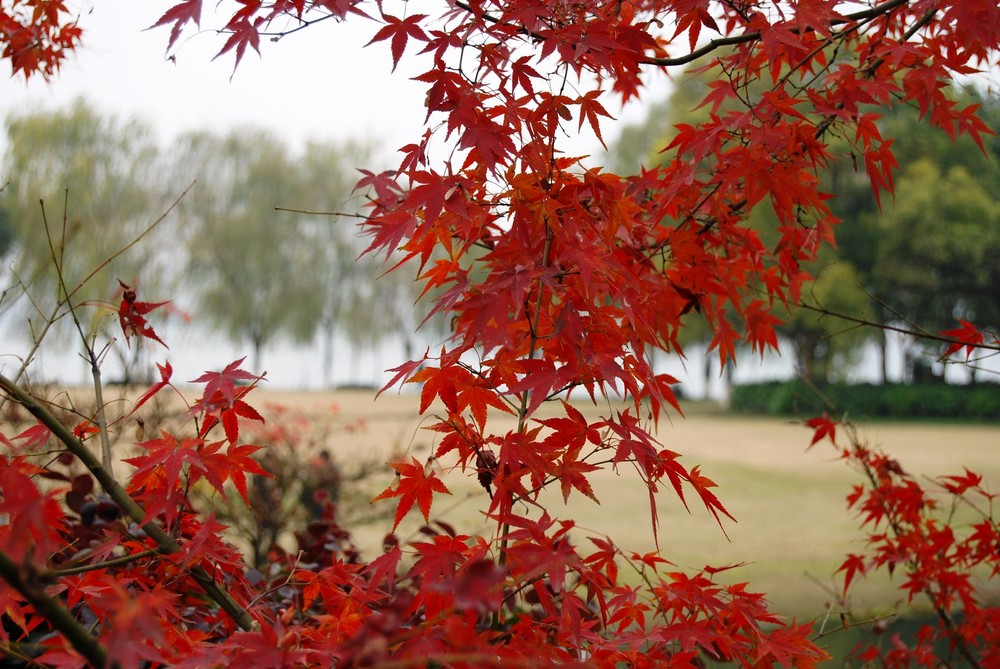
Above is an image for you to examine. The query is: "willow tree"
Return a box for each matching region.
[0,101,171,381]
[172,129,329,373]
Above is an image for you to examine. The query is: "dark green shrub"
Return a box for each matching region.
[730,381,1000,421]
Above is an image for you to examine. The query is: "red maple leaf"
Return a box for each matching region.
[557,449,600,504]
[804,413,838,448]
[189,358,264,442]
[72,420,99,441]
[117,280,170,349]
[372,457,451,531]
[196,441,270,506]
[124,433,201,525]
[12,423,53,451]
[940,320,985,359]
[190,357,261,407]
[131,362,174,416]
[367,13,428,72]
[150,0,201,53]
[214,17,261,69]
[577,90,614,148]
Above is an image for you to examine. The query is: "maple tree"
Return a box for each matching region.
[1,0,999,667]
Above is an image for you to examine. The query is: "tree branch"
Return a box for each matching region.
[644,0,914,67]
[453,0,915,70]
[0,549,117,669]
[795,302,1000,353]
[0,373,257,632]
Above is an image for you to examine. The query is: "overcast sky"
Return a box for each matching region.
[0,1,434,156]
[0,1,668,162]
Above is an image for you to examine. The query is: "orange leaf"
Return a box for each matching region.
[372,457,451,531]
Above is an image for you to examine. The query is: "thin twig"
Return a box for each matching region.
[39,196,117,475]
[45,549,160,578]
[0,183,195,415]
[795,301,1000,353]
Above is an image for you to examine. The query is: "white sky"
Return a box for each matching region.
[0,1,666,161]
[0,1,434,157]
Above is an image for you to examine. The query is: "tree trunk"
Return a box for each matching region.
[700,344,711,400]
[794,334,819,384]
[321,317,336,389]
[877,328,887,384]
[251,332,264,377]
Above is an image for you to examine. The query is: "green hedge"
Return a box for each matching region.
[729,380,1000,421]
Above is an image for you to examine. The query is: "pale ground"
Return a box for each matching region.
[251,389,1000,619]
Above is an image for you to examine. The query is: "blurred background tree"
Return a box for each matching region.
[0,101,433,386]
[0,100,173,381]
[171,128,331,374]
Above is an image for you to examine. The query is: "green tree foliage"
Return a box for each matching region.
[296,141,436,386]
[829,96,1000,381]
[872,160,1000,327]
[298,140,367,382]
[172,129,333,373]
[785,262,869,382]
[1,103,399,383]
[0,100,167,317]
[609,71,1000,384]
[608,66,871,383]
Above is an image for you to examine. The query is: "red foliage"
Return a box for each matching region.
[819,426,1000,667]
[939,320,991,360]
[0,0,81,79]
[1,0,998,666]
[116,280,170,349]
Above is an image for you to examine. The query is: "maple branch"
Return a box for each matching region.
[0,184,193,419]
[842,425,985,669]
[274,205,369,218]
[793,301,1000,353]
[39,197,117,475]
[0,373,258,632]
[46,549,160,577]
[453,0,545,43]
[0,549,117,669]
[861,4,939,79]
[811,613,897,641]
[451,0,914,79]
[255,10,340,41]
[643,0,913,68]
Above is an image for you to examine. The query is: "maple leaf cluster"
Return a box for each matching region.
[117,280,170,349]
[804,417,1000,667]
[0,0,82,79]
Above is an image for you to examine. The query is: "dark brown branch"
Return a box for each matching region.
[46,549,160,578]
[644,0,914,67]
[452,0,915,70]
[0,549,117,669]
[0,374,257,632]
[795,302,1000,353]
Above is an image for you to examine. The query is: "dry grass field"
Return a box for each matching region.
[252,389,1000,620]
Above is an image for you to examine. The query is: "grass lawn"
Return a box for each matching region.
[256,389,1000,624]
